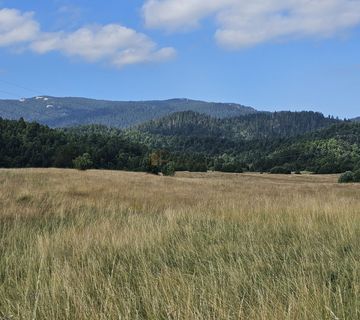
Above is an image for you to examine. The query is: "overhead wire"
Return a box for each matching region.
[0,88,22,99]
[0,76,47,99]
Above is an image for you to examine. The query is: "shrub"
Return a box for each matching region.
[73,153,93,171]
[221,163,243,173]
[161,162,176,176]
[353,169,360,183]
[338,171,354,183]
[294,170,301,175]
[147,150,168,175]
[146,165,160,175]
[316,163,341,174]
[270,166,291,174]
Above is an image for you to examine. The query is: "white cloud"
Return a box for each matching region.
[0,7,175,67]
[143,0,233,31]
[31,24,176,67]
[0,8,39,46]
[143,0,360,48]
[55,5,84,29]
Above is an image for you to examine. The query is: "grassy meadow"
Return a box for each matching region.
[0,169,359,319]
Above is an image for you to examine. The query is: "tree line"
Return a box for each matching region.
[0,118,147,171]
[1,115,360,175]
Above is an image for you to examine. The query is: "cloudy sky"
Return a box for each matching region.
[0,0,359,117]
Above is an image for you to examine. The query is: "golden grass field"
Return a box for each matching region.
[0,169,359,319]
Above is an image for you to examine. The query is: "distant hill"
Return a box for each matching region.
[137,110,341,140]
[0,96,256,128]
[257,121,360,173]
[352,117,360,122]
[2,95,357,174]
[127,110,351,173]
[1,115,359,174]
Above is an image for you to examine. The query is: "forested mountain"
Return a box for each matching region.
[127,120,360,174]
[353,117,360,122]
[1,109,358,174]
[125,111,357,173]
[255,122,360,173]
[0,97,256,128]
[138,110,340,140]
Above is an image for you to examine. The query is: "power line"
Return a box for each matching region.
[0,77,46,96]
[0,89,21,99]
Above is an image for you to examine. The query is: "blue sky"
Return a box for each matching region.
[0,0,359,118]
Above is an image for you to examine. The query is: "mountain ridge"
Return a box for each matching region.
[126,113,359,173]
[137,110,341,140]
[0,96,257,128]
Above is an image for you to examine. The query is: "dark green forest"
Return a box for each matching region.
[0,118,147,171]
[127,111,356,173]
[137,110,340,139]
[1,110,360,174]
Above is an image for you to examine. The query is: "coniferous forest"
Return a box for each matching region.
[1,110,359,174]
[0,118,147,171]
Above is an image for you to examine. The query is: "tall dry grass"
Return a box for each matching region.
[0,169,359,319]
